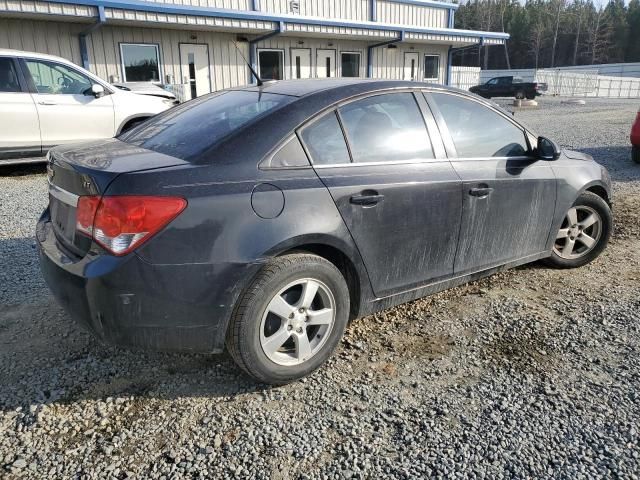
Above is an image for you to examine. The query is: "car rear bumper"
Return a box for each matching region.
[36,210,259,353]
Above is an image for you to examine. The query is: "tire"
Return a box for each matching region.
[226,253,350,384]
[544,191,612,269]
[526,93,535,100]
[515,91,525,100]
[633,146,640,164]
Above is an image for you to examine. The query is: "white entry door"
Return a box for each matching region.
[403,52,420,81]
[180,44,211,100]
[290,48,311,79]
[316,49,336,78]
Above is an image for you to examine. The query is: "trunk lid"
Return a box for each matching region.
[47,139,187,257]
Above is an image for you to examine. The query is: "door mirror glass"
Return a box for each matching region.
[537,136,560,160]
[90,84,105,98]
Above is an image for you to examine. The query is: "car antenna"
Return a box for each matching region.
[232,40,263,87]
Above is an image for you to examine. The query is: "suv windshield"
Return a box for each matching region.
[120,90,295,161]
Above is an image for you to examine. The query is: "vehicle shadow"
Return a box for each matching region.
[0,162,47,177]
[0,237,268,413]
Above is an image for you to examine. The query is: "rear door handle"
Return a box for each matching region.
[38,101,57,106]
[350,193,384,206]
[469,187,494,197]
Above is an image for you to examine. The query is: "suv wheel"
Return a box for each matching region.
[226,254,349,384]
[633,146,640,164]
[515,91,525,100]
[544,192,612,269]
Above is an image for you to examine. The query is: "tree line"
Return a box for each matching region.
[453,0,640,69]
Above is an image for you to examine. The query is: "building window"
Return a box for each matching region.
[258,49,284,80]
[341,52,360,78]
[424,55,440,81]
[120,44,161,82]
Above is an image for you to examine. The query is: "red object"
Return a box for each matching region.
[631,110,640,147]
[76,195,187,255]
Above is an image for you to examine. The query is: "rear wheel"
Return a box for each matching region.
[226,254,349,384]
[544,192,612,269]
[515,91,525,100]
[632,146,640,164]
[526,93,536,100]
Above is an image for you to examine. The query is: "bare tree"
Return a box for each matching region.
[550,0,566,67]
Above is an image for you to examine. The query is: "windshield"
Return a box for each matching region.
[120,90,295,161]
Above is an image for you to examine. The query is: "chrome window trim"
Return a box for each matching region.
[312,157,454,169]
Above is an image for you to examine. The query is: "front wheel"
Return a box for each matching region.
[544,192,612,269]
[226,254,349,384]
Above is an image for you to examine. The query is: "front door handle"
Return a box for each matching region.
[38,101,57,106]
[469,187,494,198]
[350,193,384,206]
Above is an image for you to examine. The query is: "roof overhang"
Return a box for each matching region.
[0,0,508,45]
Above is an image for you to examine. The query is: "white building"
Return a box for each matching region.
[0,0,508,99]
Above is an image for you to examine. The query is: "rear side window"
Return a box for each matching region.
[430,92,528,158]
[338,92,434,163]
[25,60,94,95]
[121,90,295,161]
[299,112,350,165]
[0,58,21,92]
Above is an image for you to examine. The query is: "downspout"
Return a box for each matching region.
[248,21,283,84]
[448,9,455,29]
[79,5,106,71]
[251,0,260,11]
[370,0,377,21]
[367,30,404,78]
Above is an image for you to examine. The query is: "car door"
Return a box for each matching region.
[0,56,41,158]
[20,58,115,148]
[426,91,556,275]
[299,91,462,297]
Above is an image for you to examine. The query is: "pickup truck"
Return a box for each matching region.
[469,76,547,100]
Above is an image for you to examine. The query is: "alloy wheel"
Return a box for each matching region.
[259,278,336,366]
[553,205,602,260]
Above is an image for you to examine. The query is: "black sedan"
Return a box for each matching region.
[37,79,613,384]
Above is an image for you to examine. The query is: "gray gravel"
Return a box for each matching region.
[1,98,639,479]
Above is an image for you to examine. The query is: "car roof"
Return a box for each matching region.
[0,48,72,63]
[233,78,464,98]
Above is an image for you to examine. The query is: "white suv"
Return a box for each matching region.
[0,49,176,164]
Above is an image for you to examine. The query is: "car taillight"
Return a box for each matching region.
[76,196,187,256]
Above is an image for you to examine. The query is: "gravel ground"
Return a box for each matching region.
[1,97,639,479]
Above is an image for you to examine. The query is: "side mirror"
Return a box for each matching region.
[90,84,105,98]
[537,136,560,160]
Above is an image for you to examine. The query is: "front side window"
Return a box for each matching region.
[0,58,21,92]
[258,50,284,80]
[121,44,160,82]
[430,92,528,158]
[299,112,350,165]
[121,90,295,161]
[338,93,434,163]
[25,60,93,95]
[424,55,439,80]
[341,52,360,78]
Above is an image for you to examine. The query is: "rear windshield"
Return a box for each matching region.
[120,90,295,161]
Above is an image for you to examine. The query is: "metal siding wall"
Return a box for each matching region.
[139,0,251,10]
[88,25,249,90]
[0,18,84,65]
[260,0,369,20]
[371,43,448,84]
[377,1,447,28]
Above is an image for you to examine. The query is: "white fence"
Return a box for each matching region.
[450,66,640,98]
[164,83,191,103]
